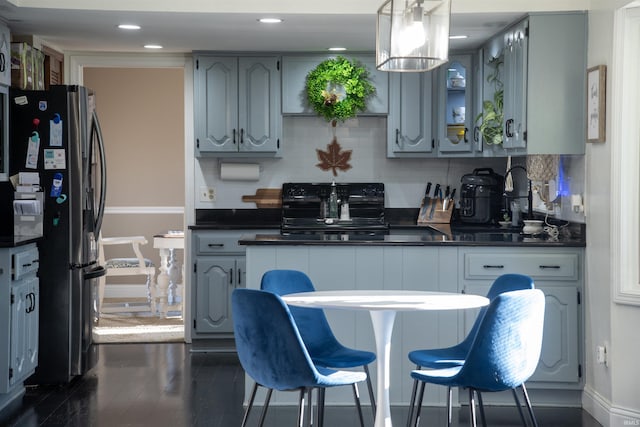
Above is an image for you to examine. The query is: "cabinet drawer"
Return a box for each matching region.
[13,247,39,280]
[464,253,578,280]
[195,234,242,254]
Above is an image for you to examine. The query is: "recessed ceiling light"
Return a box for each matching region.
[328,47,347,51]
[449,35,469,40]
[118,24,141,30]
[258,18,283,24]
[144,44,163,49]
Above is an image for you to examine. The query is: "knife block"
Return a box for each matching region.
[417,198,454,225]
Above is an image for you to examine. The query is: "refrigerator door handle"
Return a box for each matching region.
[84,265,106,280]
[91,110,107,237]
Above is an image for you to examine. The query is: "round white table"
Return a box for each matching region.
[282,290,489,427]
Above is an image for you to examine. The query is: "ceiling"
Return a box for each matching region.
[0,0,588,53]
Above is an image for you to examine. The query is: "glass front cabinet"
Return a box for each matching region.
[436,54,477,155]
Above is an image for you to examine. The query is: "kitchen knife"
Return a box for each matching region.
[429,184,441,219]
[443,186,450,210]
[444,188,456,211]
[419,182,432,218]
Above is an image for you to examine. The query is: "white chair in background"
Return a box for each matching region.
[97,234,157,317]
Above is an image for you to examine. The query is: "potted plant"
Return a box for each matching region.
[475,55,504,145]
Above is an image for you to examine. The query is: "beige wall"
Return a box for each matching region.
[83,67,185,272]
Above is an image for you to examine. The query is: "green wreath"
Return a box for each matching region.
[305,56,376,122]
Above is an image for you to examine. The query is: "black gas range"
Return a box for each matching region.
[281,182,388,234]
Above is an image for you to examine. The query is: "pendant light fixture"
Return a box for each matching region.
[376,0,451,72]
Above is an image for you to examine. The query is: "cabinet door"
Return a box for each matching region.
[9,279,29,386]
[238,57,280,153]
[502,21,528,150]
[0,24,10,87]
[194,56,239,153]
[25,278,39,375]
[531,285,580,383]
[194,257,236,333]
[387,72,434,157]
[437,55,475,154]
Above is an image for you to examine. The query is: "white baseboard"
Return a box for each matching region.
[582,385,640,427]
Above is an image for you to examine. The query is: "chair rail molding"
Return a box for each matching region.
[611,5,640,306]
[105,206,184,215]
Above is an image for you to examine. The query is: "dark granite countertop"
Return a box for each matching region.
[238,228,585,247]
[191,208,586,247]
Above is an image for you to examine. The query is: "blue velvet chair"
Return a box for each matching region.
[260,269,377,417]
[232,288,367,427]
[406,273,535,427]
[409,289,545,427]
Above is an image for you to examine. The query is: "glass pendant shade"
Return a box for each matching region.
[376,0,451,72]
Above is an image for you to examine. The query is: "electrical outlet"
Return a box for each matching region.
[596,345,608,366]
[200,186,215,202]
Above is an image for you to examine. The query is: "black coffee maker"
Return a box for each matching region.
[459,168,504,223]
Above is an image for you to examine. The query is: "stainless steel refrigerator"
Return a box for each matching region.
[9,85,107,384]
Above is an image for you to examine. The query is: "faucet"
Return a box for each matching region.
[504,165,533,220]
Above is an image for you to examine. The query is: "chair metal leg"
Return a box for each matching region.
[520,384,539,427]
[258,388,273,427]
[317,388,326,427]
[363,364,377,417]
[476,391,487,427]
[307,388,314,427]
[413,381,427,427]
[446,386,452,427]
[406,364,421,427]
[352,383,365,427]
[298,388,307,427]
[241,382,259,427]
[511,387,528,426]
[468,388,478,427]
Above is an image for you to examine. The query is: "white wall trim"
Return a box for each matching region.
[582,385,613,426]
[65,52,190,85]
[105,206,184,215]
[611,6,640,305]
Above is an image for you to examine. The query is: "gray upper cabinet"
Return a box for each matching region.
[479,12,587,156]
[436,54,477,156]
[502,20,528,150]
[281,54,388,116]
[194,55,282,157]
[387,71,435,157]
[0,23,10,87]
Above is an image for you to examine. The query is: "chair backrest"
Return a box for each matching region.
[457,288,545,391]
[260,270,342,354]
[231,288,322,391]
[459,274,535,349]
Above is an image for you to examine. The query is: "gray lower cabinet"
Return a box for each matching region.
[244,242,584,406]
[459,247,583,387]
[1,244,39,413]
[190,230,269,349]
[194,257,245,334]
[193,55,281,157]
[0,23,10,87]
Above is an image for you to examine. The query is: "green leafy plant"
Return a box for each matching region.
[475,55,504,145]
[306,56,376,123]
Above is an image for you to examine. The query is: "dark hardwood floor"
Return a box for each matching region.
[0,343,602,427]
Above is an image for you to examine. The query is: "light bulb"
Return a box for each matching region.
[397,7,426,55]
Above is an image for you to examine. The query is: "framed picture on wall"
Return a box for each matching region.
[587,65,606,143]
